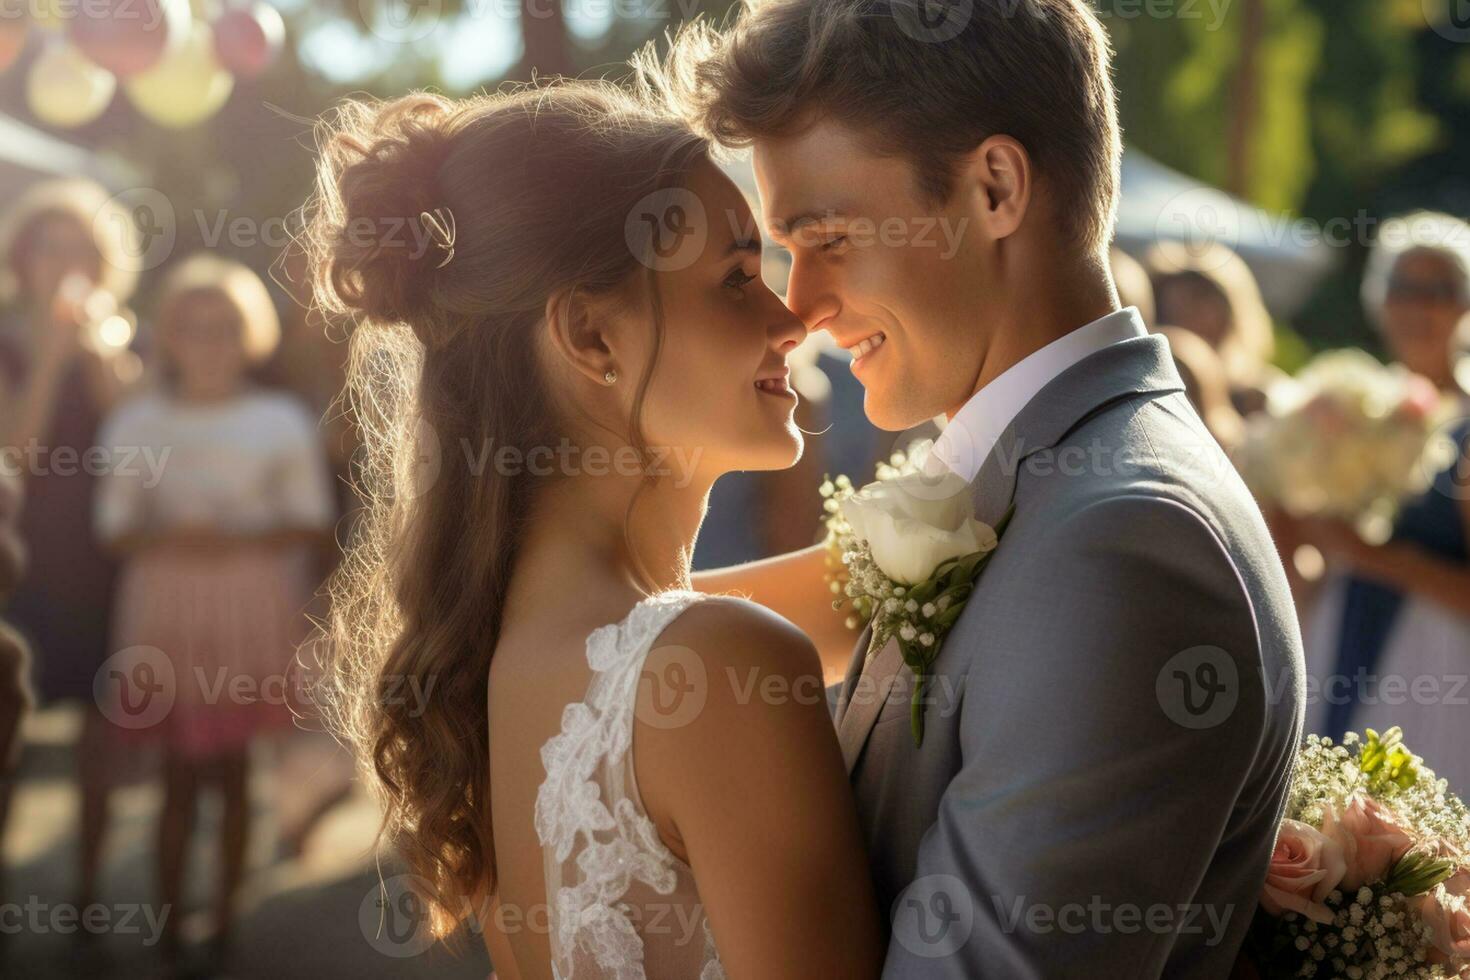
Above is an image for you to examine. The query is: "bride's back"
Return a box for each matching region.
[485,590,626,980]
[487,582,725,980]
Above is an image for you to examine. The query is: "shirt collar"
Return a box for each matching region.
[924,307,1148,483]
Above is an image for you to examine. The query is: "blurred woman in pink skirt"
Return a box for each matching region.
[94,253,334,969]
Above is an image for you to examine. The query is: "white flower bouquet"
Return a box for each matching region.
[820,441,1009,745]
[1236,349,1458,542]
[1239,728,1470,979]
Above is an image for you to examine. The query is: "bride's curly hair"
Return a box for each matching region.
[297,74,708,936]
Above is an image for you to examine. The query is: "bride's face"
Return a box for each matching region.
[619,162,809,480]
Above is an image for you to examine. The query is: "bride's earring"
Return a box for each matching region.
[603,369,618,385]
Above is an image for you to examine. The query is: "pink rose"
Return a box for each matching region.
[1320,795,1416,891]
[1417,885,1470,968]
[1260,819,1348,925]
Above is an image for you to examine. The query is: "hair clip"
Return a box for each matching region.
[419,207,457,269]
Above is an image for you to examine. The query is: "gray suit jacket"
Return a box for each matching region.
[833,334,1305,979]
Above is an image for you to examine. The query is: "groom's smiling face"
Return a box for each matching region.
[753,118,993,432]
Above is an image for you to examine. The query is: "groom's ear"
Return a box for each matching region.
[543,286,620,387]
[959,135,1032,241]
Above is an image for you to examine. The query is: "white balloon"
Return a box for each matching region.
[27,43,117,128]
[125,19,234,128]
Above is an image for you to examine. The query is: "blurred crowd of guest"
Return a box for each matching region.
[0,171,1466,974]
[1115,212,1470,797]
[0,177,352,973]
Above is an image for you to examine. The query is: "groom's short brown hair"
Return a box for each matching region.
[669,0,1122,254]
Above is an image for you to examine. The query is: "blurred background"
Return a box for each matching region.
[0,0,1467,976]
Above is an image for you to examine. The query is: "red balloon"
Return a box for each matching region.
[68,0,188,77]
[0,19,27,74]
[212,2,283,80]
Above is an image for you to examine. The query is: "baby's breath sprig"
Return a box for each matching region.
[1246,728,1470,979]
[819,447,1011,746]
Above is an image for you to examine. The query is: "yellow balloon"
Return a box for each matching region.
[27,43,117,128]
[125,19,233,128]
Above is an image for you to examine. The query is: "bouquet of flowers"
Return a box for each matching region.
[1236,349,1457,543]
[819,440,1009,745]
[1242,728,1470,979]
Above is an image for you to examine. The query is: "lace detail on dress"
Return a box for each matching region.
[534,590,726,980]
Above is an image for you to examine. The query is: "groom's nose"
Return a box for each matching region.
[783,253,841,334]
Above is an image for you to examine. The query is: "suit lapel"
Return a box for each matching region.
[970,334,1186,525]
[835,335,1186,771]
[836,631,906,772]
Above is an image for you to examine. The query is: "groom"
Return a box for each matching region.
[682,0,1305,976]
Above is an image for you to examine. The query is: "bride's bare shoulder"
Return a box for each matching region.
[658,593,822,682]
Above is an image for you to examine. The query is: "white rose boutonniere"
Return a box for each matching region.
[821,441,1011,746]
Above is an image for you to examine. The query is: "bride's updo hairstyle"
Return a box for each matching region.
[300,78,708,936]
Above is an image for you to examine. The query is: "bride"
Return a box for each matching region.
[301,78,882,979]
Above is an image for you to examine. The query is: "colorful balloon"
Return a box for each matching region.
[125,19,234,127]
[212,2,282,80]
[27,42,117,128]
[68,0,189,77]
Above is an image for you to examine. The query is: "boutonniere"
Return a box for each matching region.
[821,442,1012,746]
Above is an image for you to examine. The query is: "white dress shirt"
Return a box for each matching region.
[924,307,1148,482]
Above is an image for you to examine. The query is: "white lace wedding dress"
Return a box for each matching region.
[534,589,727,980]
